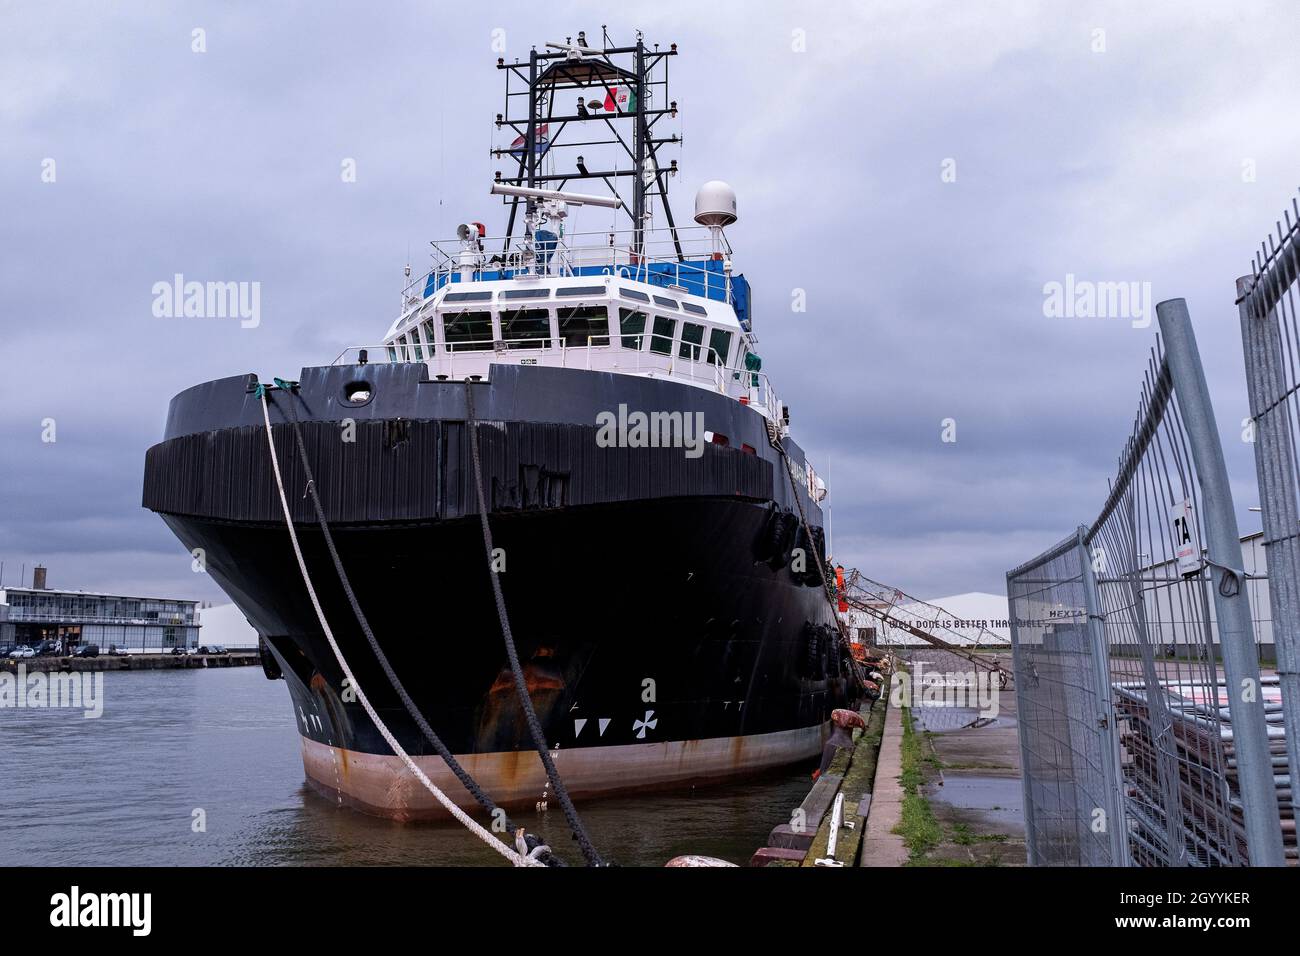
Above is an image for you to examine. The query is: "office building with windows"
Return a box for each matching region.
[0,566,200,653]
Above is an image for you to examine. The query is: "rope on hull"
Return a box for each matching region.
[464,379,606,867]
[273,385,561,864]
[257,386,540,867]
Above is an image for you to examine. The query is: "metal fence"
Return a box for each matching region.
[1007,300,1290,866]
[1237,195,1300,844]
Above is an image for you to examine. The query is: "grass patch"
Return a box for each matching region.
[892,705,942,860]
[895,793,942,858]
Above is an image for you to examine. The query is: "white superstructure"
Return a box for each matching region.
[335,197,788,429]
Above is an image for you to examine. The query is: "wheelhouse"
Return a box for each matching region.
[342,225,779,420]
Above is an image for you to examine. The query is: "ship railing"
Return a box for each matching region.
[402,225,736,307]
[330,338,782,421]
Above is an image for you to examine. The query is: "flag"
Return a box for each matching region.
[602,85,636,112]
[508,124,550,160]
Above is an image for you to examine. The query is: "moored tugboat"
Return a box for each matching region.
[143,29,858,819]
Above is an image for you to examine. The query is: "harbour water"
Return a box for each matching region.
[0,667,815,866]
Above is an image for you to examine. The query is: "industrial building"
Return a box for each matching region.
[0,565,200,653]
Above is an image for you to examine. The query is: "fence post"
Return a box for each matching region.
[1005,581,1040,865]
[1075,526,1130,865]
[1237,274,1300,818]
[1157,297,1287,866]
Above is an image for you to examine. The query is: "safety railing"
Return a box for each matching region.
[404,225,736,307]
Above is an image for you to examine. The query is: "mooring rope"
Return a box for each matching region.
[257,386,541,867]
[271,383,560,865]
[463,380,606,867]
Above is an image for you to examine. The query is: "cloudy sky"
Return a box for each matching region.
[1,1,1296,605]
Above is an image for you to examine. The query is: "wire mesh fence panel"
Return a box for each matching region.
[1238,193,1300,851]
[1007,534,1121,865]
[1087,350,1243,865]
[1008,313,1287,866]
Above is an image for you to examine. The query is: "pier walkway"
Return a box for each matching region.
[858,678,908,866]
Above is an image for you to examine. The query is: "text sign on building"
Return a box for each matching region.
[1171,497,1202,576]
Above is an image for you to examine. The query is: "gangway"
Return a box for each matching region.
[836,569,1009,686]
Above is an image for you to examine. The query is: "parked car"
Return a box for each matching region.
[11,645,36,659]
[211,645,229,655]
[74,644,100,658]
[35,641,62,657]
[106,645,127,656]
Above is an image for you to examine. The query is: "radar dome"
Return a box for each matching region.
[694,180,737,227]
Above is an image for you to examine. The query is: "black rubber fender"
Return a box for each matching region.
[259,636,283,681]
[767,510,798,570]
[750,502,781,561]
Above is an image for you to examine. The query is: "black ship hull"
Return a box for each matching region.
[144,363,853,818]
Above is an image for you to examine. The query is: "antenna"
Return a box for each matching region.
[493,32,681,259]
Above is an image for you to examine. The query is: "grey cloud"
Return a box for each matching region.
[1,1,1293,601]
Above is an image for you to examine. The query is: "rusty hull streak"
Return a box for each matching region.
[298,721,831,821]
[474,658,566,753]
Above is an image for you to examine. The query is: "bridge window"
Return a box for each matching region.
[619,308,647,350]
[557,305,609,348]
[620,287,650,303]
[558,285,605,297]
[683,301,708,317]
[678,322,705,361]
[443,310,493,351]
[444,291,492,303]
[708,328,733,367]
[421,318,439,351]
[500,308,552,349]
[501,288,549,300]
[653,295,679,310]
[649,316,676,355]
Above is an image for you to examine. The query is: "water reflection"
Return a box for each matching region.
[1,667,815,867]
